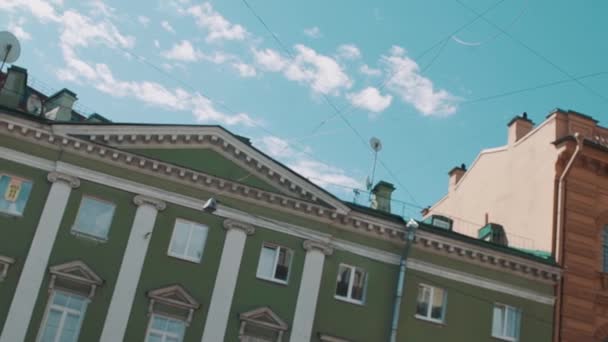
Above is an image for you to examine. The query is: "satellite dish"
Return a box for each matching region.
[0,31,21,70]
[369,137,382,152]
[26,94,43,115]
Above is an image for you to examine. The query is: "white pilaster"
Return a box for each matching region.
[99,195,166,342]
[290,240,333,342]
[201,219,255,342]
[0,172,80,342]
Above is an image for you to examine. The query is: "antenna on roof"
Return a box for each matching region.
[0,31,21,72]
[366,137,383,192]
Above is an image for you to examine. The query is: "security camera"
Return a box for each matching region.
[202,197,217,213]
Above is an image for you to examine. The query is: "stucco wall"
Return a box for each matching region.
[430,119,559,252]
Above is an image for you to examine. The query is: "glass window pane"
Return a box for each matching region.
[0,175,32,215]
[506,307,519,338]
[186,225,208,261]
[146,332,163,342]
[66,295,85,312]
[351,268,366,301]
[274,248,290,281]
[416,286,430,317]
[73,197,115,239]
[431,287,445,320]
[492,305,504,336]
[40,309,62,342]
[152,315,168,330]
[59,313,80,342]
[167,319,185,336]
[53,292,69,306]
[335,266,351,297]
[258,246,276,279]
[170,222,190,257]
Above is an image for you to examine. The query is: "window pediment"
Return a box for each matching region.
[240,307,288,331]
[0,255,15,281]
[147,284,200,325]
[239,307,288,342]
[48,260,103,298]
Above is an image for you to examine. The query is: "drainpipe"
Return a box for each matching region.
[552,132,583,342]
[389,218,419,342]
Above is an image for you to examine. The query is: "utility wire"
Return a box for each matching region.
[455,0,608,105]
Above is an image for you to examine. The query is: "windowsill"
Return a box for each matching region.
[414,315,445,326]
[167,253,201,264]
[70,230,108,243]
[491,334,518,342]
[256,275,288,286]
[0,210,23,218]
[334,295,364,306]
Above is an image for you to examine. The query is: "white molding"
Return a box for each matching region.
[0,146,561,283]
[407,259,555,305]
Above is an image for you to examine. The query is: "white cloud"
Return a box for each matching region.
[254,45,352,95]
[161,20,175,33]
[88,0,115,18]
[359,64,382,76]
[347,87,392,114]
[154,39,160,48]
[186,2,247,42]
[382,45,459,116]
[337,44,361,60]
[252,48,288,72]
[256,136,361,190]
[8,17,32,41]
[161,40,200,62]
[0,0,60,22]
[232,62,256,78]
[303,26,321,39]
[138,15,150,26]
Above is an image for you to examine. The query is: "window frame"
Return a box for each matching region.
[334,263,367,305]
[71,195,116,242]
[0,173,33,217]
[36,290,89,342]
[256,243,293,285]
[491,303,521,341]
[414,283,447,324]
[145,313,186,342]
[167,219,209,263]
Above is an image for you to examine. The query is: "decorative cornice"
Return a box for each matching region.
[47,172,80,188]
[133,195,166,211]
[413,230,561,283]
[223,219,255,235]
[303,240,334,256]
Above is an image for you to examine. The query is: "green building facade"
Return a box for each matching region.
[0,66,560,342]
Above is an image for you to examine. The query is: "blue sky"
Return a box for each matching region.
[1,0,607,220]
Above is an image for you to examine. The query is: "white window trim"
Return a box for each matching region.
[256,243,292,285]
[0,173,32,217]
[36,290,89,342]
[334,264,366,305]
[491,303,520,342]
[70,195,116,242]
[145,313,185,342]
[167,219,208,263]
[414,284,447,324]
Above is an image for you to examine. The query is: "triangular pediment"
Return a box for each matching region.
[49,260,103,285]
[53,124,350,213]
[148,284,199,309]
[240,307,288,331]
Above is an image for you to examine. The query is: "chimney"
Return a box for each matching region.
[448,163,466,193]
[370,181,395,213]
[507,112,534,145]
[0,66,27,108]
[44,88,78,121]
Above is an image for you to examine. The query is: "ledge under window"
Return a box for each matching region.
[414,314,445,326]
[334,295,364,306]
[70,229,109,243]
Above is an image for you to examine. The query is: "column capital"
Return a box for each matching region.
[133,195,166,211]
[303,240,333,256]
[223,219,255,235]
[47,172,80,188]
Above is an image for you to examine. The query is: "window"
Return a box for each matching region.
[256,244,293,284]
[38,291,88,342]
[415,284,447,323]
[603,226,608,272]
[71,197,116,240]
[145,314,186,342]
[0,174,33,216]
[492,304,521,341]
[168,219,209,263]
[335,264,367,304]
[0,255,15,282]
